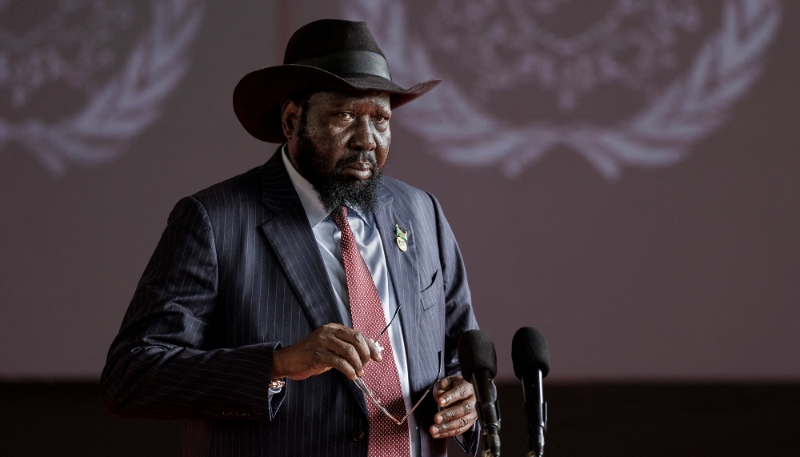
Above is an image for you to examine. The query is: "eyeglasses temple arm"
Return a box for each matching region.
[378,301,404,337]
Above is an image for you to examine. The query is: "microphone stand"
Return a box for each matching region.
[471,371,501,457]
[523,371,546,457]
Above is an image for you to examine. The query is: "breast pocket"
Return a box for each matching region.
[420,269,442,310]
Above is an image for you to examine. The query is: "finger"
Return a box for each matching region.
[335,328,375,366]
[434,398,476,425]
[312,350,359,380]
[430,408,478,439]
[433,377,451,400]
[326,337,366,377]
[437,378,474,408]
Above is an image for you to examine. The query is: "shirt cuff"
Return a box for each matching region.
[266,383,287,419]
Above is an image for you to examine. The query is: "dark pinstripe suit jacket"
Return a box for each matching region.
[101,150,478,456]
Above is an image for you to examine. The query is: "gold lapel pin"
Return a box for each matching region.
[395,224,408,252]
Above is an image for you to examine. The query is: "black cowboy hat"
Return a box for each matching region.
[233,19,441,143]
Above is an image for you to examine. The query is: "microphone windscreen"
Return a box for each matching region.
[457,330,497,379]
[512,327,550,379]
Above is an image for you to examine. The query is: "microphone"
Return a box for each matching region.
[458,330,500,457]
[512,327,550,457]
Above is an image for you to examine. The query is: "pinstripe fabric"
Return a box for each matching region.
[101,148,478,456]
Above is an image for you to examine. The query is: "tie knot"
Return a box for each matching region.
[330,205,349,231]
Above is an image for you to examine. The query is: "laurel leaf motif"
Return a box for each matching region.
[6,0,204,176]
[614,0,780,179]
[344,0,782,180]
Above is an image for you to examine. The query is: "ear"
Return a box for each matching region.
[281,99,301,140]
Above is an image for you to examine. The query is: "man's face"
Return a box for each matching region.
[284,90,392,213]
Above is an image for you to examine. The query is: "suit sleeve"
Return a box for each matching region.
[101,196,285,420]
[428,192,480,454]
[427,193,478,377]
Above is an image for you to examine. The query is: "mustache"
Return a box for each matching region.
[337,151,378,169]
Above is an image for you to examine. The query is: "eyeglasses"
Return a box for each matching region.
[354,350,443,425]
[353,302,443,425]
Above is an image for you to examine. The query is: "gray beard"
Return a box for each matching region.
[292,122,383,214]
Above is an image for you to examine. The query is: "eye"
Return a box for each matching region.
[338,112,354,121]
[374,115,389,123]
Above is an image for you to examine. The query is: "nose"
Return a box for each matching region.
[349,116,377,152]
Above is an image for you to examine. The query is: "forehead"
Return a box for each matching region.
[307,90,391,111]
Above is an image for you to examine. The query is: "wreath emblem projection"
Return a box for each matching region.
[342,0,782,180]
[0,0,204,176]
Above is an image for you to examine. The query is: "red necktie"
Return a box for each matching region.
[331,206,411,457]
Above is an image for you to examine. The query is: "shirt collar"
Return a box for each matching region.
[281,144,372,228]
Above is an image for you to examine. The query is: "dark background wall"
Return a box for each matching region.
[1,0,798,455]
[1,0,798,384]
[1,0,798,383]
[2,382,798,457]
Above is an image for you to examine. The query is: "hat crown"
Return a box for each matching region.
[233,19,440,143]
[284,19,387,65]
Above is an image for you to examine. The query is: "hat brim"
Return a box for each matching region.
[233,64,441,143]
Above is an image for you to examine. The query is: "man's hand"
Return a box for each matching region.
[271,323,382,381]
[430,376,478,439]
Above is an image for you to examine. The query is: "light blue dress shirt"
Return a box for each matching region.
[281,146,420,456]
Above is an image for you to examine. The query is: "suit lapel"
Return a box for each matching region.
[258,149,368,417]
[374,186,423,392]
[258,150,342,330]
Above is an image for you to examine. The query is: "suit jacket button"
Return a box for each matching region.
[352,431,365,442]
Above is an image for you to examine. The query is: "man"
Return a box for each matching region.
[102,19,479,456]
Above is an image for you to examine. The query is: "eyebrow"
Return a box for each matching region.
[327,101,391,115]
